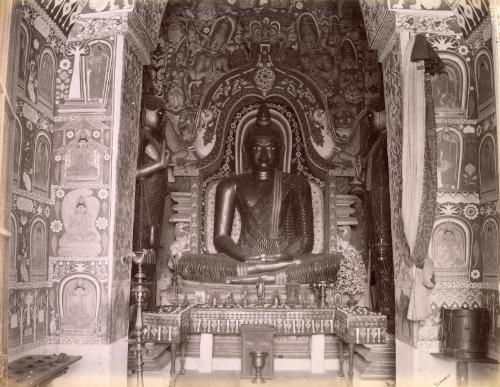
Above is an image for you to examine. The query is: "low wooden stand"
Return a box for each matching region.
[8,353,81,387]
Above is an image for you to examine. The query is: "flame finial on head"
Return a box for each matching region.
[256,102,271,128]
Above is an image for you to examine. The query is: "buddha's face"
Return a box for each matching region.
[248,135,279,172]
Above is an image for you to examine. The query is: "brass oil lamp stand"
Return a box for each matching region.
[130,250,151,387]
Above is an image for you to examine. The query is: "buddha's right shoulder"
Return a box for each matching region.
[216,175,240,190]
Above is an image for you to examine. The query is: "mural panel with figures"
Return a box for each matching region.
[474,49,495,112]
[479,134,497,198]
[8,2,65,355]
[431,56,467,116]
[145,0,383,170]
[437,127,462,191]
[482,219,498,279]
[430,219,470,280]
[49,187,109,258]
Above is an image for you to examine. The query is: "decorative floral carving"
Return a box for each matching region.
[254,67,276,96]
[463,204,479,220]
[50,220,63,233]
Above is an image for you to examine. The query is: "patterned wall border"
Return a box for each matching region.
[437,191,480,203]
[16,90,56,121]
[13,188,54,206]
[435,281,499,290]
[8,281,51,289]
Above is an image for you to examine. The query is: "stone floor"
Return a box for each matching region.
[128,369,395,387]
[175,371,348,387]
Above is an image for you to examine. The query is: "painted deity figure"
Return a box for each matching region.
[66,134,99,182]
[296,18,335,93]
[58,195,101,256]
[189,18,231,95]
[177,103,341,284]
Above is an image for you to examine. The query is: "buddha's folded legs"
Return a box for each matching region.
[178,253,341,284]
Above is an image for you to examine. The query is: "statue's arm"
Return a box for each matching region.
[213,179,251,262]
[289,178,314,254]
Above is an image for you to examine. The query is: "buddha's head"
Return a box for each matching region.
[245,103,282,172]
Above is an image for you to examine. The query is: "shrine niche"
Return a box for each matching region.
[137,0,380,294]
[429,218,470,281]
[479,134,497,198]
[37,48,56,111]
[431,55,468,117]
[482,219,498,280]
[436,126,462,191]
[32,132,51,195]
[59,274,100,336]
[474,48,494,112]
[29,217,47,281]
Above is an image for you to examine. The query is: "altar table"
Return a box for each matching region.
[142,305,386,386]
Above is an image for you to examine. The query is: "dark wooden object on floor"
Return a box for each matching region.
[8,353,81,387]
[241,324,275,379]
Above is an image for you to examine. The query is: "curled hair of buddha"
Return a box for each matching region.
[245,103,282,151]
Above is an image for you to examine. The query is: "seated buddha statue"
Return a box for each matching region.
[177,103,341,284]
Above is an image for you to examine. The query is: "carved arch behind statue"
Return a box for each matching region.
[194,64,339,178]
[429,217,471,281]
[234,107,293,174]
[196,93,334,179]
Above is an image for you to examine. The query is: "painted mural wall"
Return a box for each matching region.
[8,2,65,354]
[7,0,140,348]
[376,9,499,350]
[425,18,499,354]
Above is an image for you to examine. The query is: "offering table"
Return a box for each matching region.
[334,306,387,387]
[142,304,387,386]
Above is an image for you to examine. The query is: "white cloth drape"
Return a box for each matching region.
[401,34,426,256]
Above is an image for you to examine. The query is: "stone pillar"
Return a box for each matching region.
[0,1,15,383]
[31,2,166,385]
